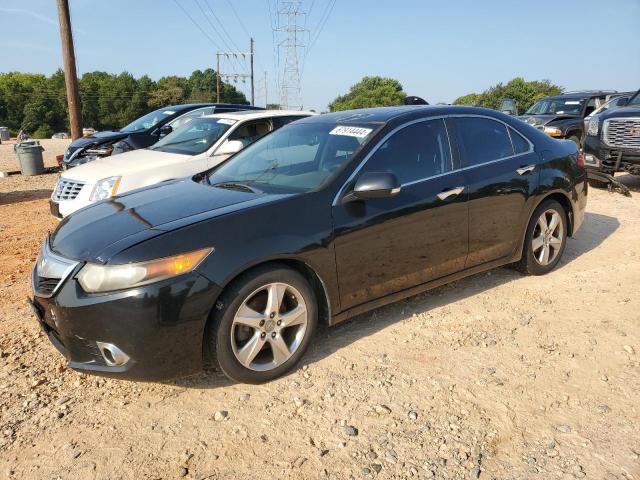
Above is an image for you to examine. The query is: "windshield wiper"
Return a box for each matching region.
[212,182,259,194]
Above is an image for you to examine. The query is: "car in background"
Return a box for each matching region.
[32,106,587,383]
[584,92,634,121]
[51,132,69,139]
[61,103,263,170]
[583,88,640,187]
[518,91,615,146]
[499,98,519,116]
[50,110,314,218]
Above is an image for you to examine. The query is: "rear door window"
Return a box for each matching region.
[509,128,530,155]
[451,117,514,167]
[361,119,452,184]
[229,119,272,147]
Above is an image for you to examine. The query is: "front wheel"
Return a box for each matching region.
[516,199,568,275]
[206,266,317,384]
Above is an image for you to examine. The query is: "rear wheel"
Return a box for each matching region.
[516,199,568,275]
[206,265,317,384]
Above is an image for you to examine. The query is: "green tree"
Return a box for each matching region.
[452,93,481,106]
[329,76,406,112]
[453,78,563,113]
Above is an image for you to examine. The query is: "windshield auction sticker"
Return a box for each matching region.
[329,126,373,138]
[217,118,237,125]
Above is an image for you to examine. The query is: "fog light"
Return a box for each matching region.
[96,342,130,366]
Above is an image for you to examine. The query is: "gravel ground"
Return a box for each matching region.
[0,147,639,479]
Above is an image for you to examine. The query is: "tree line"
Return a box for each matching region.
[0,70,564,138]
[0,69,248,138]
[328,76,563,113]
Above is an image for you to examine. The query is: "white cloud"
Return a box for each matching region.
[0,7,57,27]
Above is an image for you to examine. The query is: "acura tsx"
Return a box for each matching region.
[30,106,587,384]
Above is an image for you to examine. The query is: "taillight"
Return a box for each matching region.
[56,154,63,166]
[576,152,585,168]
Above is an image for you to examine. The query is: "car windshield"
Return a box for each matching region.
[628,90,640,106]
[525,98,585,116]
[120,108,176,133]
[206,122,377,193]
[150,118,232,155]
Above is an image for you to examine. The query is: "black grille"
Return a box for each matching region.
[37,276,60,295]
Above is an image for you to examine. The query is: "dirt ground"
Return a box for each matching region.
[0,140,638,480]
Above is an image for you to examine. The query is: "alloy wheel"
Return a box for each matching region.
[231,282,308,371]
[531,209,564,266]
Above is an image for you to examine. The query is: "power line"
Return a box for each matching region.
[171,0,222,51]
[198,0,248,74]
[224,0,252,38]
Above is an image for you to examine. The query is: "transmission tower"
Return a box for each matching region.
[276,1,307,110]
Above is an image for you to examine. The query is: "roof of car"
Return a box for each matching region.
[202,109,316,121]
[165,103,263,110]
[296,105,505,124]
[543,91,617,100]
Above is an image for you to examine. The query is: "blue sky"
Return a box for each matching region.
[1,0,639,111]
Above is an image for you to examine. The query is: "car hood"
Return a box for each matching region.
[518,114,578,127]
[61,149,191,182]
[598,106,640,119]
[68,130,128,150]
[50,178,289,263]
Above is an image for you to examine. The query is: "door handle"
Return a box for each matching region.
[437,186,464,201]
[516,165,536,175]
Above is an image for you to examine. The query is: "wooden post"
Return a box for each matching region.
[250,38,255,106]
[216,53,221,103]
[56,0,82,140]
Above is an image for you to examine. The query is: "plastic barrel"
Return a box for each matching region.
[15,142,45,176]
[0,127,9,142]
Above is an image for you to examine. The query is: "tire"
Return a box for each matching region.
[516,199,568,275]
[205,265,317,384]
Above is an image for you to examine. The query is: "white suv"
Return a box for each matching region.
[50,110,314,218]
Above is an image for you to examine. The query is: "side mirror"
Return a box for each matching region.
[343,172,401,203]
[214,139,244,156]
[159,125,173,136]
[617,98,629,107]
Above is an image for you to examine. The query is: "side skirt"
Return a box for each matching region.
[330,253,521,326]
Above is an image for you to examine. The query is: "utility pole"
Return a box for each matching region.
[56,0,82,140]
[216,53,221,102]
[215,41,255,105]
[264,71,268,107]
[250,38,255,106]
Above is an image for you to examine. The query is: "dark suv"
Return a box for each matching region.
[61,103,263,169]
[519,91,614,146]
[583,89,640,186]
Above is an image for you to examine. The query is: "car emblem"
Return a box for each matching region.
[630,127,640,137]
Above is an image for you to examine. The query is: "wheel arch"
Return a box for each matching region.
[214,258,332,326]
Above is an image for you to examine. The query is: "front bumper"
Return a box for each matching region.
[583,135,640,174]
[30,268,221,381]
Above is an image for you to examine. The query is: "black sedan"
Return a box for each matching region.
[61,103,263,169]
[30,106,587,384]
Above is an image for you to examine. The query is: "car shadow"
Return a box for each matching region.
[0,189,52,206]
[170,210,619,389]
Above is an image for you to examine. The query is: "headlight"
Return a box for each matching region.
[111,141,132,156]
[586,118,600,136]
[77,248,213,293]
[85,144,114,156]
[543,126,562,137]
[89,176,121,202]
